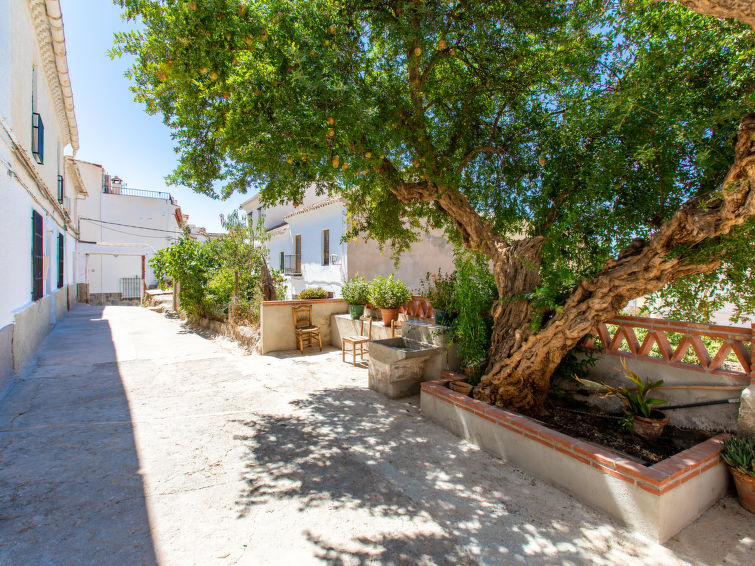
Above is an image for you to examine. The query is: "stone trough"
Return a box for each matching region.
[368,337,442,399]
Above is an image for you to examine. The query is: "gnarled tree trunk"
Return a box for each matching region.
[475,112,755,414]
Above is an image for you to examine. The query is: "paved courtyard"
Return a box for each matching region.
[0,305,752,565]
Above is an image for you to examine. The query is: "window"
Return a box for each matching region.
[294,234,302,274]
[31,112,44,164]
[322,229,330,266]
[279,251,284,271]
[57,234,64,289]
[257,206,263,222]
[57,175,64,204]
[31,211,43,301]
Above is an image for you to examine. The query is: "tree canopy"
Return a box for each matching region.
[115,0,755,410]
[115,0,754,322]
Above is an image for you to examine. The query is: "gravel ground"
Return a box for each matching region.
[0,304,752,565]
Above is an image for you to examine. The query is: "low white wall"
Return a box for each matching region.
[421,380,729,543]
[260,299,348,354]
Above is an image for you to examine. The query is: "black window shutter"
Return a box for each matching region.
[32,211,43,301]
[57,234,64,289]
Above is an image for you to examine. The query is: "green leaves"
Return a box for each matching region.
[120,1,755,325]
[368,274,412,309]
[341,275,370,305]
[721,437,755,477]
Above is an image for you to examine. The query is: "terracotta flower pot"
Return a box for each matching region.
[729,467,755,514]
[380,308,399,326]
[449,380,473,396]
[631,411,669,442]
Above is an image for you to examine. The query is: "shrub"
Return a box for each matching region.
[368,275,412,309]
[299,287,329,300]
[418,269,457,312]
[341,275,370,305]
[453,251,497,377]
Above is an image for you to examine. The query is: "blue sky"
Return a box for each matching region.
[60,0,250,232]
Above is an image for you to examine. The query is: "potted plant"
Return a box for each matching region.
[341,276,370,319]
[368,275,412,326]
[298,287,329,299]
[721,436,755,513]
[578,359,668,442]
[453,252,497,386]
[419,269,457,326]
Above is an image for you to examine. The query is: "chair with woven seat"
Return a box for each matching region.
[342,315,373,365]
[292,304,322,354]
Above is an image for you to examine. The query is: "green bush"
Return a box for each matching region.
[368,275,412,309]
[299,287,329,300]
[453,251,497,380]
[418,269,457,312]
[341,276,370,305]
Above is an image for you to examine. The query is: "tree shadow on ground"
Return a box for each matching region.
[232,386,690,565]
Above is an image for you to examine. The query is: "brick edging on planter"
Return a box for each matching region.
[425,371,728,496]
[261,298,347,306]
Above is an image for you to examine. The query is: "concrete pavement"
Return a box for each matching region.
[0,305,752,565]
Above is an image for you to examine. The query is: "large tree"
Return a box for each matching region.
[115,0,755,413]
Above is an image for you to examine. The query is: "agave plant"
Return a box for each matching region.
[577,359,666,418]
[721,437,755,477]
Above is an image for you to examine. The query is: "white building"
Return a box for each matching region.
[73,160,183,304]
[0,0,82,389]
[240,186,455,299]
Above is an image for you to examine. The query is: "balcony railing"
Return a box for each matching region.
[103,185,175,204]
[283,254,301,275]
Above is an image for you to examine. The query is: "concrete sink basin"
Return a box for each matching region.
[368,337,441,399]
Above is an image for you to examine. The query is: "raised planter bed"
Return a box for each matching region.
[421,372,730,543]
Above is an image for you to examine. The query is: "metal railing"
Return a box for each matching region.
[120,276,143,300]
[103,185,175,204]
[283,254,301,275]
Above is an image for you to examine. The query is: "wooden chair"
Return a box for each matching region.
[342,315,373,366]
[391,316,404,338]
[292,304,322,354]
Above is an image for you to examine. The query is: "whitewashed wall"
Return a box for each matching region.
[241,184,320,229]
[0,0,77,327]
[75,160,181,291]
[266,203,348,299]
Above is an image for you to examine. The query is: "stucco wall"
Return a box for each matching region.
[8,0,70,200]
[75,160,180,289]
[241,184,321,230]
[12,295,51,371]
[1,0,76,332]
[0,0,10,123]
[268,203,348,299]
[0,323,13,395]
[347,229,455,292]
[260,299,348,353]
[582,355,744,432]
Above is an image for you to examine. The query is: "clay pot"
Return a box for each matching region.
[631,411,669,442]
[449,380,473,396]
[380,308,399,326]
[729,467,755,514]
